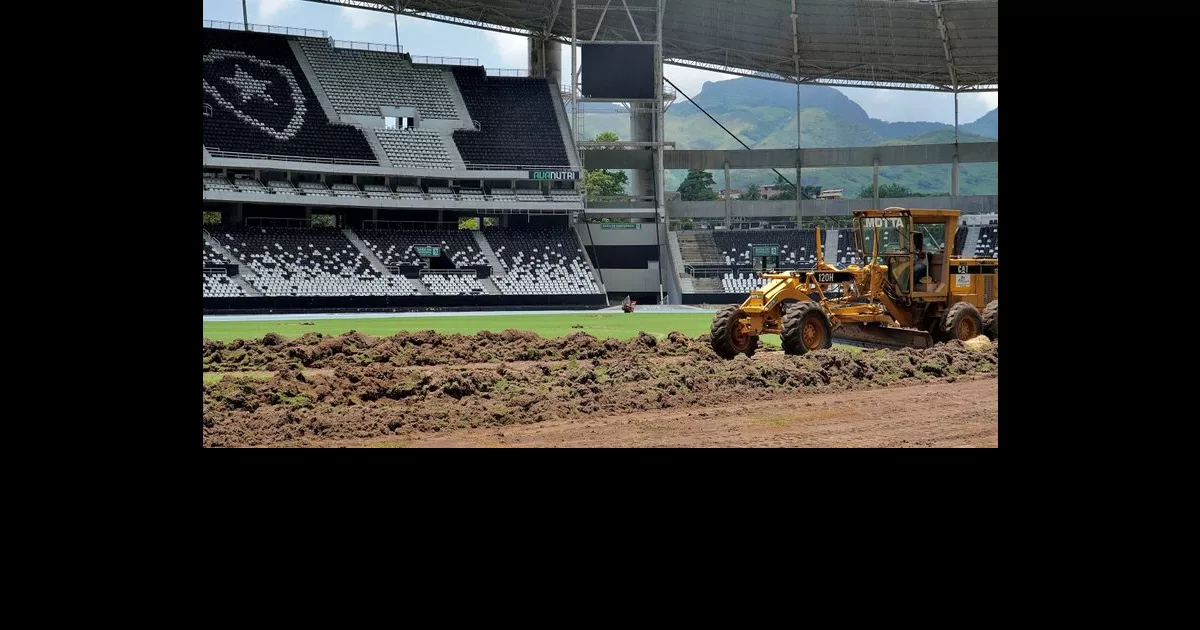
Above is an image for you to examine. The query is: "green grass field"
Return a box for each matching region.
[202,312,718,343]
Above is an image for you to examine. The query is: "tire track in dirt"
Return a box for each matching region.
[368,377,999,448]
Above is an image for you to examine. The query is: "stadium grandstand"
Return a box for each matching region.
[203,1,997,312]
[202,22,601,311]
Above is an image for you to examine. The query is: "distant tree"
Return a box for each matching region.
[583,131,629,201]
[859,183,923,199]
[742,183,761,201]
[458,217,480,230]
[584,170,626,201]
[203,211,222,226]
[802,185,823,199]
[593,130,621,145]
[310,214,335,227]
[677,169,719,201]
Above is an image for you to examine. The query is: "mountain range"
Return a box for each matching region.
[566,77,997,196]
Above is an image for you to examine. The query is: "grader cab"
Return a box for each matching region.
[709,208,998,359]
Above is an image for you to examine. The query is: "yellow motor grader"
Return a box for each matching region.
[710,207,998,358]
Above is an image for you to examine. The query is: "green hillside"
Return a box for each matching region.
[571,77,998,196]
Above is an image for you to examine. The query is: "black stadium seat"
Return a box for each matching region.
[451,67,570,169]
[202,28,377,163]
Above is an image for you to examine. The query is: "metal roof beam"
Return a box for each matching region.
[933,0,958,90]
[590,0,611,40]
[546,0,562,34]
[621,0,643,41]
[297,0,995,92]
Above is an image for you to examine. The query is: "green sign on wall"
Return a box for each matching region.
[600,223,641,229]
[752,244,779,257]
[414,245,442,257]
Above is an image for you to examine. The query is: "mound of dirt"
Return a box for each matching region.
[203,331,998,447]
[202,329,714,372]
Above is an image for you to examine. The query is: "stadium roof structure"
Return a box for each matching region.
[304,0,997,92]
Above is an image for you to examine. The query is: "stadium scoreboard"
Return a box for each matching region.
[415,245,442,258]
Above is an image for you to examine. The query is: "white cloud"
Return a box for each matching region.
[255,0,297,21]
[972,91,999,110]
[486,31,528,69]
[663,66,730,99]
[340,7,395,31]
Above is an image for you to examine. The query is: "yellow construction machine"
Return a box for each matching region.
[710,207,998,358]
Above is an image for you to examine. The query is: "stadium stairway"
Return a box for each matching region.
[824,229,839,264]
[362,128,394,167]
[289,40,341,124]
[411,278,433,295]
[441,130,467,170]
[231,274,263,297]
[472,231,506,273]
[443,68,475,130]
[203,229,239,262]
[202,229,263,296]
[343,228,394,275]
[480,277,501,295]
[667,231,687,276]
[547,80,582,172]
[963,227,980,258]
[693,277,722,292]
[666,232,695,292]
[678,231,723,264]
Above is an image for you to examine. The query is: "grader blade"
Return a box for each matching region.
[832,324,935,350]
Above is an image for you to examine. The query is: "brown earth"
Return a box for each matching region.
[368,378,998,448]
[203,330,998,448]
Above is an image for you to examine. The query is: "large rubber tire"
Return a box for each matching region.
[940,301,983,342]
[982,300,998,340]
[711,305,754,359]
[781,302,833,355]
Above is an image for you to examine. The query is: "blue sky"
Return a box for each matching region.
[203,0,998,124]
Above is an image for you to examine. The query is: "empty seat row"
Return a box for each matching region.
[721,273,767,294]
[357,229,487,268]
[422,274,485,296]
[208,226,419,297]
[374,129,453,170]
[298,39,460,119]
[203,28,377,163]
[203,273,247,297]
[451,67,570,169]
[484,227,600,295]
[711,229,820,268]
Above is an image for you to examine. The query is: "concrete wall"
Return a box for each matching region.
[629,111,655,198]
[596,267,661,294]
[574,223,659,246]
[204,294,607,313]
[667,195,998,218]
[202,189,581,211]
[529,38,563,87]
[573,222,664,295]
[204,155,541,180]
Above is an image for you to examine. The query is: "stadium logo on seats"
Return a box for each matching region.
[203,49,307,141]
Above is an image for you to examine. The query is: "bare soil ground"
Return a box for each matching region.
[202,330,998,448]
